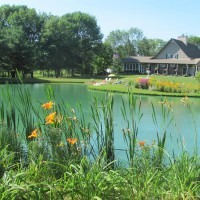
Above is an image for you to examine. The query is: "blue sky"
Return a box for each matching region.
[1,0,200,41]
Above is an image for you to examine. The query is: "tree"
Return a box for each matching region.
[40,15,67,77]
[62,12,103,76]
[138,38,166,56]
[92,42,113,75]
[40,12,103,77]
[0,5,45,76]
[105,28,144,57]
[188,36,200,48]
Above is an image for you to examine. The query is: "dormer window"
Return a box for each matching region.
[166,54,179,59]
[175,54,179,59]
[166,54,173,59]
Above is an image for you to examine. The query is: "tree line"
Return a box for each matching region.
[0,5,200,77]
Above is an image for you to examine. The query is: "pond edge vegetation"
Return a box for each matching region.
[0,83,199,199]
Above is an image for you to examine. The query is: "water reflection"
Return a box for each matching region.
[0,83,199,157]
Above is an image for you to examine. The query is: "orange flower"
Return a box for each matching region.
[45,112,56,124]
[67,138,78,145]
[28,129,38,139]
[42,101,54,110]
[138,141,145,147]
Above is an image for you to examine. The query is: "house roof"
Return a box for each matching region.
[172,39,200,59]
[122,56,200,65]
[122,37,200,65]
[153,38,200,59]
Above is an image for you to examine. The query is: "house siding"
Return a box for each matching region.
[154,40,188,59]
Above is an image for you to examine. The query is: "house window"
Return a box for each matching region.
[166,54,173,59]
[175,54,179,59]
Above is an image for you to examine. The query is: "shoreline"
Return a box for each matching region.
[1,76,200,98]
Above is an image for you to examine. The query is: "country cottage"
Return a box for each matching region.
[122,36,200,76]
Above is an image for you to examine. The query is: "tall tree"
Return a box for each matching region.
[40,12,103,77]
[62,12,103,76]
[138,38,166,56]
[0,5,44,75]
[92,42,113,75]
[40,15,67,77]
[105,28,144,57]
[188,36,200,48]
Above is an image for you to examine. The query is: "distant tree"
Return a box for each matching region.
[0,5,44,76]
[138,38,166,56]
[188,36,200,48]
[62,12,103,76]
[40,15,68,77]
[105,28,144,57]
[40,12,103,77]
[92,42,113,75]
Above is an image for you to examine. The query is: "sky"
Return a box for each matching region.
[0,0,200,41]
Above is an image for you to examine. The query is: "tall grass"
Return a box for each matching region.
[0,84,199,199]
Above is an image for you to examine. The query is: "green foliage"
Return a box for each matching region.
[0,5,104,77]
[195,71,200,83]
[105,27,144,57]
[0,5,45,74]
[0,84,199,199]
[137,38,166,56]
[188,35,200,47]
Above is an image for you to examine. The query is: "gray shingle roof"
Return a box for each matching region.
[122,56,200,65]
[122,37,200,65]
[172,39,200,59]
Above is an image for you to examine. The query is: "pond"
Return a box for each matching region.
[1,83,200,157]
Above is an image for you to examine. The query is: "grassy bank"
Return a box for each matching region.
[1,74,200,97]
[0,84,199,199]
[88,83,200,97]
[88,74,200,97]
[0,77,94,84]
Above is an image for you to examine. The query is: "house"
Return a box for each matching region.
[122,36,200,76]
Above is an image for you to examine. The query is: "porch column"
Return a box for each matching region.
[123,64,126,71]
[154,64,158,74]
[195,65,198,75]
[176,64,179,76]
[138,64,140,73]
[186,64,188,75]
[166,64,169,75]
[138,63,141,73]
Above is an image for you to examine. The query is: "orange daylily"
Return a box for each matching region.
[67,138,78,145]
[28,129,38,139]
[138,141,145,147]
[42,101,54,110]
[45,112,56,124]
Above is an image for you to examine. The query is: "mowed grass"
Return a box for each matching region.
[88,74,200,97]
[1,74,199,97]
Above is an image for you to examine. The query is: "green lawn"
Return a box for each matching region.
[1,74,200,97]
[0,76,98,84]
[87,74,200,97]
[119,74,198,84]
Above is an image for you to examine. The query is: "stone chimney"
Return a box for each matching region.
[178,35,188,45]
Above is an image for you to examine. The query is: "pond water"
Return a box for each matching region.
[1,83,200,157]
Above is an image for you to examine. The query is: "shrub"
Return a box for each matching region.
[135,77,151,89]
[195,71,200,83]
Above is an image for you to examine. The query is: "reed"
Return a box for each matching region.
[0,84,199,199]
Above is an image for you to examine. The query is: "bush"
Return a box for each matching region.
[195,71,200,83]
[135,77,151,89]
